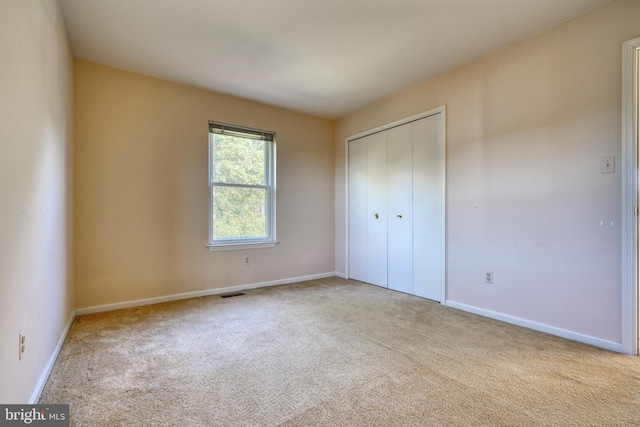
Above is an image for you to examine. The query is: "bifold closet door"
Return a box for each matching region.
[348,109,445,301]
[413,114,444,301]
[365,131,388,287]
[387,123,413,294]
[348,132,388,288]
[348,137,367,283]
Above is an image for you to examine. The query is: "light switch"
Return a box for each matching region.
[601,156,615,174]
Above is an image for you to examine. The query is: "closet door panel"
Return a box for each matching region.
[365,131,388,287]
[348,108,445,300]
[387,123,413,293]
[413,114,444,301]
[348,137,368,282]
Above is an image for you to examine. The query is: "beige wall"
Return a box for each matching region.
[2,1,635,404]
[0,0,74,403]
[336,0,640,344]
[74,61,335,309]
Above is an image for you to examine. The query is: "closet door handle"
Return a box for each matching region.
[374,213,379,219]
[397,213,403,219]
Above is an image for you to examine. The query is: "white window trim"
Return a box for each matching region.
[207,241,278,252]
[207,122,277,251]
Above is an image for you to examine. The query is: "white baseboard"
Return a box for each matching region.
[334,272,347,279]
[76,272,339,315]
[445,300,624,354]
[30,310,76,404]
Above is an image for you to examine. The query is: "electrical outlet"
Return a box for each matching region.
[18,330,25,361]
[243,256,250,265]
[484,271,493,284]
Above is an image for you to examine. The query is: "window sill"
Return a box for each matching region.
[207,241,279,252]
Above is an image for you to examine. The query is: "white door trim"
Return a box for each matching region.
[344,105,446,302]
[346,106,445,142]
[621,36,640,355]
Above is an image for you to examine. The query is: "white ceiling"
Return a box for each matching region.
[60,0,609,119]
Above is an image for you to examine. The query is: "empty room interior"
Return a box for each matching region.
[2,0,640,424]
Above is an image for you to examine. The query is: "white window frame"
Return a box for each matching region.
[207,121,277,251]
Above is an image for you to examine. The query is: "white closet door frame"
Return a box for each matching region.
[345,105,447,303]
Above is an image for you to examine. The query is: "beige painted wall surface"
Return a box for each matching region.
[0,0,74,403]
[74,61,335,309]
[336,0,640,343]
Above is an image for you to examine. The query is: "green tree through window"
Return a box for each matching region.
[208,122,275,248]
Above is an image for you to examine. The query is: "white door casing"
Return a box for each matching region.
[621,36,640,355]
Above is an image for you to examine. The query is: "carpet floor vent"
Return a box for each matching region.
[220,292,246,299]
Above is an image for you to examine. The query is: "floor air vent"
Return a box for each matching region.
[220,292,246,299]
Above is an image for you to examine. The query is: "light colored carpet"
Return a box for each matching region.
[40,277,640,426]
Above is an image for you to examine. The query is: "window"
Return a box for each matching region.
[208,121,276,250]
